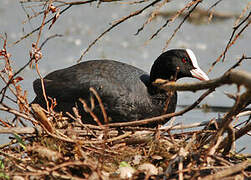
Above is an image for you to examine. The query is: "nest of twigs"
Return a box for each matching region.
[0,102,250,179]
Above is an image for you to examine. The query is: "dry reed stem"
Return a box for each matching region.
[31,104,54,134]
[90,87,109,124]
[79,98,104,127]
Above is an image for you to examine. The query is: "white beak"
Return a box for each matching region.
[190,68,209,81]
[185,49,209,81]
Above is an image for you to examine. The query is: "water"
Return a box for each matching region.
[0,0,250,152]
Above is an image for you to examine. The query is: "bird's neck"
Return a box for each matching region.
[149,74,176,95]
[147,81,165,95]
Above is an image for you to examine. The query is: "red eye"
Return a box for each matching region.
[182,58,187,63]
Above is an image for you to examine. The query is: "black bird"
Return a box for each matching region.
[32,49,209,127]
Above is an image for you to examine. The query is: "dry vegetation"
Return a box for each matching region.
[0,0,251,179]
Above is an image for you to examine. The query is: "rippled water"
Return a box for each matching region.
[0,0,250,152]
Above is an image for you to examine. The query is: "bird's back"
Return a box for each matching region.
[33,60,165,123]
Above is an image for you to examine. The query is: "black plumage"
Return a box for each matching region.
[32,49,209,127]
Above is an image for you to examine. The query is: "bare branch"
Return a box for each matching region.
[77,0,162,62]
[209,10,251,72]
[154,70,251,92]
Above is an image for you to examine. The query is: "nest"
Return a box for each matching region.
[1,103,250,179]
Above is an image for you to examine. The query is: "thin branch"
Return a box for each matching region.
[40,34,63,49]
[107,88,214,127]
[77,0,162,62]
[0,104,37,124]
[207,0,223,12]
[89,87,108,124]
[209,10,251,72]
[154,70,251,92]
[11,4,72,46]
[148,0,200,42]
[135,0,167,36]
[163,0,202,51]
[202,160,250,180]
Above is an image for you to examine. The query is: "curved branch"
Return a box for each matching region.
[107,88,214,127]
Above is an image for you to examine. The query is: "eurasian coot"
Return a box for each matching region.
[32,49,209,126]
